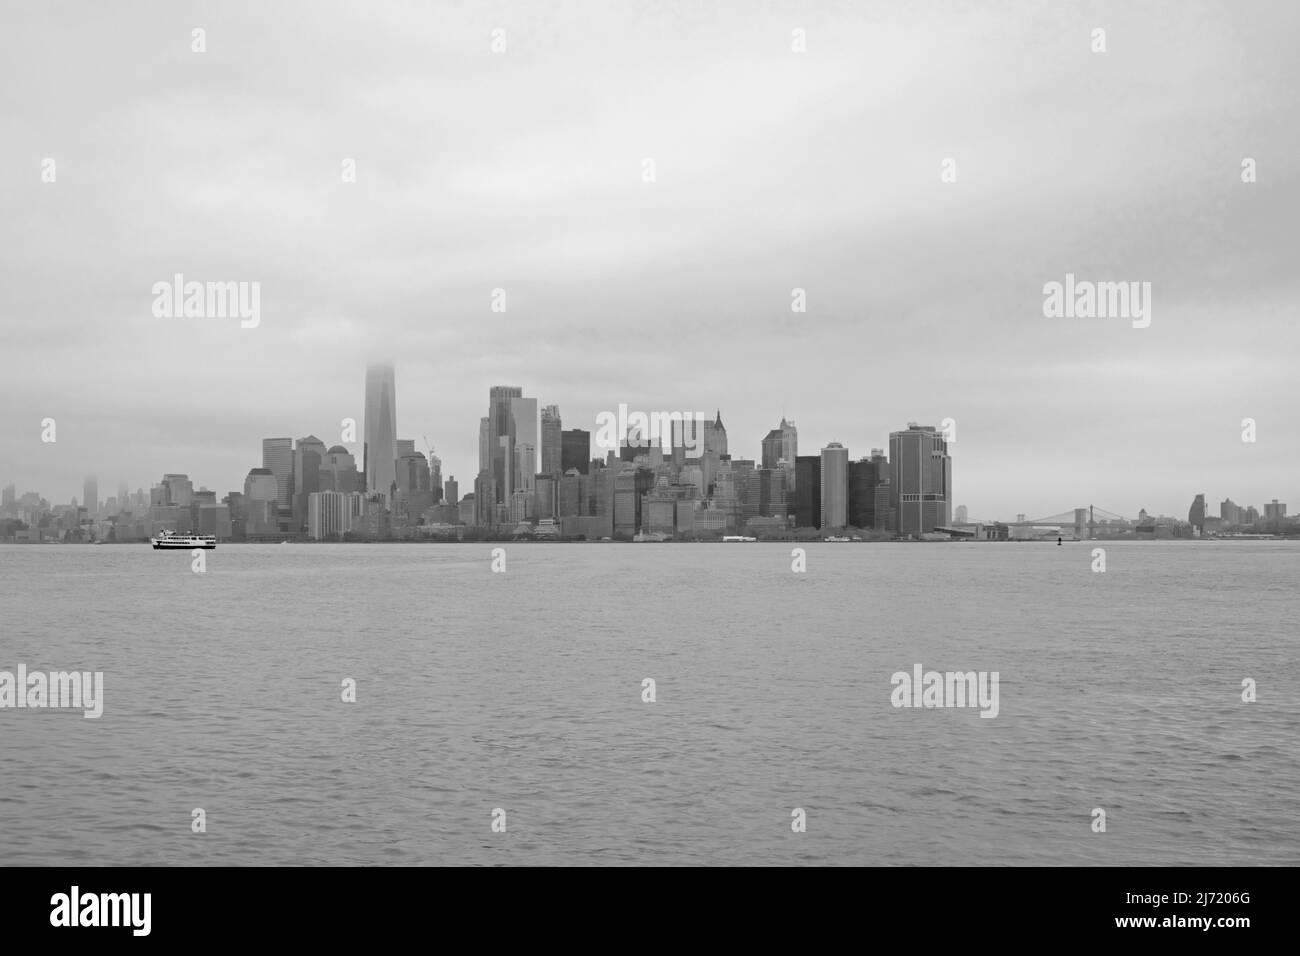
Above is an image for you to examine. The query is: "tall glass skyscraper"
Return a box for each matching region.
[364,363,397,499]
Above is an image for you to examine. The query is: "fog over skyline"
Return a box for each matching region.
[2,1,1297,519]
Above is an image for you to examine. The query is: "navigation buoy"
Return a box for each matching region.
[1057,536,1062,545]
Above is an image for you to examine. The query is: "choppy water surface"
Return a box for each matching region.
[1,541,1296,865]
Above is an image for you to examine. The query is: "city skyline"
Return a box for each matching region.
[2,5,1297,518]
[3,362,1296,525]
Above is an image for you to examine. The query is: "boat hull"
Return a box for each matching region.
[151,539,216,549]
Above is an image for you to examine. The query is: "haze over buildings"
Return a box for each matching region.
[1,5,1297,517]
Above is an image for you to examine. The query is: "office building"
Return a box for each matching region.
[889,424,952,536]
[561,429,590,475]
[820,442,849,529]
[794,455,822,528]
[364,363,398,499]
[83,476,98,517]
[541,405,562,476]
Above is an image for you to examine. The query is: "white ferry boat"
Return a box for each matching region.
[824,535,852,542]
[150,530,216,550]
[722,535,757,542]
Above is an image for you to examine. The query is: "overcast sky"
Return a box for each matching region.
[2,0,1296,520]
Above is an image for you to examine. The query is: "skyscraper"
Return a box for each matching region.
[700,411,728,493]
[364,363,398,499]
[243,468,279,535]
[761,417,798,474]
[794,455,821,528]
[422,453,439,503]
[561,429,590,475]
[541,405,562,477]
[761,428,784,470]
[510,396,538,494]
[83,475,98,517]
[320,445,362,494]
[847,457,880,529]
[889,424,952,536]
[262,438,293,529]
[820,443,848,529]
[488,386,523,503]
[292,435,327,531]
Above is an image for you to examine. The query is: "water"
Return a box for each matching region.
[1,540,1296,866]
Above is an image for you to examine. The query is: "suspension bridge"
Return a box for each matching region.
[1000,505,1134,539]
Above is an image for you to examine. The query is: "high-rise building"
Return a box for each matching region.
[479,417,491,475]
[474,470,495,525]
[161,473,193,507]
[510,396,538,494]
[761,428,784,470]
[781,419,798,473]
[291,435,328,532]
[488,386,523,503]
[308,490,356,540]
[889,424,952,536]
[320,445,362,494]
[514,440,536,495]
[541,405,562,476]
[561,429,590,475]
[83,476,98,516]
[428,454,442,503]
[847,457,881,529]
[613,465,655,536]
[243,468,279,535]
[1264,499,1287,521]
[364,363,398,499]
[760,418,798,473]
[955,505,968,524]
[535,473,557,520]
[1188,493,1207,532]
[748,468,788,520]
[396,448,431,494]
[820,443,849,529]
[4,483,18,508]
[261,437,293,507]
[444,476,459,507]
[700,411,728,493]
[794,455,821,528]
[1220,499,1240,525]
